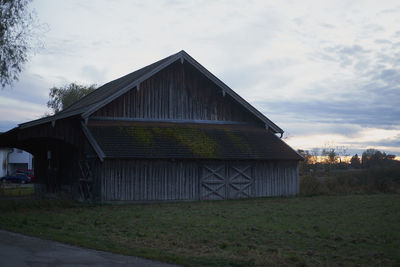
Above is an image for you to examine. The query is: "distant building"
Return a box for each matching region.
[7,148,33,174]
[0,147,33,177]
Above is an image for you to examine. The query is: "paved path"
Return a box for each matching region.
[0,230,180,267]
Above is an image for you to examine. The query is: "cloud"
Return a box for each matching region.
[320,23,335,29]
[0,72,50,107]
[4,0,399,156]
[320,44,370,68]
[276,121,363,138]
[374,39,391,45]
[81,65,107,84]
[257,93,400,129]
[376,69,400,84]
[0,121,20,132]
[348,135,400,149]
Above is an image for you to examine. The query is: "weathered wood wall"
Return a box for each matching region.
[253,161,299,197]
[93,61,262,126]
[100,160,199,201]
[14,119,100,200]
[99,159,299,202]
[17,119,85,148]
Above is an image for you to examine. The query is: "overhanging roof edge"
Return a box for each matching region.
[180,51,283,134]
[17,50,284,134]
[19,111,82,129]
[81,52,182,118]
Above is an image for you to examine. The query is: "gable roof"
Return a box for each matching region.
[19,50,283,133]
[88,120,301,160]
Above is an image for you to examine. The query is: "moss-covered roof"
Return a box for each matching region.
[88,121,302,160]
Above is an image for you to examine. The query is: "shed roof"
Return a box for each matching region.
[19,50,283,134]
[87,121,302,160]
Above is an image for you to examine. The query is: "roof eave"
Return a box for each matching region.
[81,52,182,119]
[19,110,83,129]
[18,50,284,135]
[180,51,284,134]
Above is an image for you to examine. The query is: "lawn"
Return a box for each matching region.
[0,194,399,266]
[0,184,34,197]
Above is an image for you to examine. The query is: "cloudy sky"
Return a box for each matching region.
[1,0,400,157]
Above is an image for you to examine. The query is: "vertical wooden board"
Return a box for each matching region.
[265,162,269,196]
[182,163,187,199]
[137,161,142,200]
[277,163,281,196]
[291,164,295,195]
[274,162,278,196]
[296,164,299,194]
[135,161,139,200]
[283,165,287,196]
[253,162,259,197]
[121,161,126,201]
[268,162,272,196]
[176,162,181,200]
[163,162,167,200]
[149,163,154,200]
[264,162,268,197]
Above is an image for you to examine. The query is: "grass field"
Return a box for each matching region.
[0,184,34,197]
[0,194,399,266]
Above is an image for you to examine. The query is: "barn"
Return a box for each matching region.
[0,50,302,202]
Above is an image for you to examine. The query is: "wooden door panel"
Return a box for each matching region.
[200,164,225,200]
[228,165,252,199]
[200,163,253,200]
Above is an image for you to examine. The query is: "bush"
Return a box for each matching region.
[300,166,400,196]
[300,175,320,196]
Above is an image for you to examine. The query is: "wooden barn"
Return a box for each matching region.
[0,50,302,202]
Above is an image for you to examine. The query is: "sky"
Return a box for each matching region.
[1,0,399,157]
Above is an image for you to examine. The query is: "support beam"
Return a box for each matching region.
[80,121,105,162]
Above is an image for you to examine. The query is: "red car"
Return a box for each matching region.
[16,169,35,182]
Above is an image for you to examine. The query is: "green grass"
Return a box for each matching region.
[0,185,34,197]
[0,195,399,266]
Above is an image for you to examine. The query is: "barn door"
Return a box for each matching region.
[200,164,226,200]
[228,165,252,198]
[78,160,92,202]
[200,163,253,200]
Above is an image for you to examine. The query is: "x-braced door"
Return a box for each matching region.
[200,164,226,200]
[200,163,253,200]
[79,160,92,201]
[228,165,252,198]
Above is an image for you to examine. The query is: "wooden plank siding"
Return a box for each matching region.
[253,161,299,197]
[92,61,263,127]
[100,159,199,201]
[17,119,85,149]
[99,159,299,201]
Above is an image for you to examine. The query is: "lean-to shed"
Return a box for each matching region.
[0,50,302,202]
